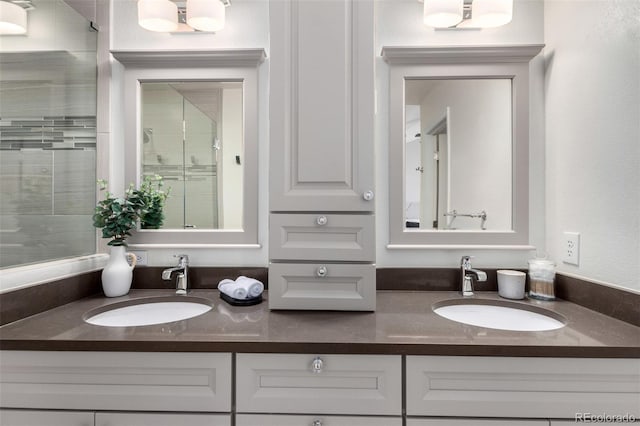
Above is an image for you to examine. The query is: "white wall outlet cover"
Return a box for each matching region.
[129,250,148,266]
[562,232,580,266]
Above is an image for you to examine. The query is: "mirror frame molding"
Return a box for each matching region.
[382,45,544,248]
[113,49,266,247]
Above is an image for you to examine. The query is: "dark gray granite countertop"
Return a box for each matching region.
[1,290,638,357]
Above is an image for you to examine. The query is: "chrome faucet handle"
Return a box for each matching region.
[461,255,474,269]
[175,254,189,266]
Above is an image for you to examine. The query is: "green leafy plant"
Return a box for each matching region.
[136,175,170,229]
[92,176,170,246]
[93,180,140,246]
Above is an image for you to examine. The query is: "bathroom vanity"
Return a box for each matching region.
[1,289,638,425]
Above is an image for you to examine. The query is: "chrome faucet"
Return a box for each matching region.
[162,254,189,294]
[460,255,487,296]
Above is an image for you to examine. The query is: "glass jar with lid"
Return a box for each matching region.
[528,256,556,300]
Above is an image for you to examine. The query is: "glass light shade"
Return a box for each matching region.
[472,0,513,28]
[423,0,463,28]
[138,0,178,32]
[187,0,225,32]
[0,1,27,35]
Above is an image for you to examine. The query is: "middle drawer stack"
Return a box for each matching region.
[268,213,376,311]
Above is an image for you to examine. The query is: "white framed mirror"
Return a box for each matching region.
[113,49,265,246]
[383,45,543,247]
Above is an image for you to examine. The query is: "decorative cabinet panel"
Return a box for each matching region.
[268,262,375,310]
[406,356,640,419]
[237,414,402,426]
[236,353,402,416]
[269,213,375,261]
[95,412,230,426]
[0,410,94,426]
[269,0,375,212]
[0,351,232,413]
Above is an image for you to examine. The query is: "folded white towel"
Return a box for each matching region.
[218,279,247,299]
[236,276,264,298]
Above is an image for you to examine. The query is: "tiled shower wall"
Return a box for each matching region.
[0,117,96,268]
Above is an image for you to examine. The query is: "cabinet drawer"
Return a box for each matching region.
[0,410,94,426]
[237,414,402,426]
[407,420,548,426]
[236,353,402,416]
[0,351,232,412]
[96,412,230,426]
[270,213,374,261]
[406,356,640,418]
[268,263,375,311]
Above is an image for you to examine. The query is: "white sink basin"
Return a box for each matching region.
[85,296,213,327]
[433,299,566,331]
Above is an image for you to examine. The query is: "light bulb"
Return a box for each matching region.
[472,0,513,28]
[187,0,225,32]
[0,1,27,35]
[423,0,463,28]
[138,0,178,32]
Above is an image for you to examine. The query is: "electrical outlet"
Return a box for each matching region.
[563,232,580,265]
[129,250,148,266]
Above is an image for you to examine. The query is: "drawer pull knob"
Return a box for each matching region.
[312,421,323,426]
[363,190,374,201]
[316,215,328,226]
[311,357,324,373]
[316,266,328,277]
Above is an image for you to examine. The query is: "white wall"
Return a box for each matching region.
[544,0,640,291]
[108,0,270,268]
[375,0,546,268]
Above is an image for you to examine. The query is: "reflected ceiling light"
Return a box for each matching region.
[420,0,513,29]
[138,0,229,33]
[0,1,27,35]
[187,0,225,32]
[138,0,178,32]
[472,0,513,28]
[423,0,463,29]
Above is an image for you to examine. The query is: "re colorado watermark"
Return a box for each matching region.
[575,413,637,423]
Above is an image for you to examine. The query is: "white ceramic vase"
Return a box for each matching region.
[101,245,137,297]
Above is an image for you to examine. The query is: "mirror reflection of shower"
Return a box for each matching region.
[141,81,244,230]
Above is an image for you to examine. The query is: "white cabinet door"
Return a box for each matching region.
[406,356,640,419]
[407,420,549,426]
[553,421,634,425]
[236,353,402,416]
[0,351,232,412]
[95,412,230,426]
[0,409,94,426]
[237,414,402,426]
[269,0,375,212]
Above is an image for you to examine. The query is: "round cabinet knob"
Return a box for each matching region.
[316,266,328,277]
[316,215,328,226]
[363,190,374,201]
[311,357,324,374]
[312,421,323,426]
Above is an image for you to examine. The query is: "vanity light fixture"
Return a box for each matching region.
[0,0,29,35]
[138,0,230,33]
[420,0,512,29]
